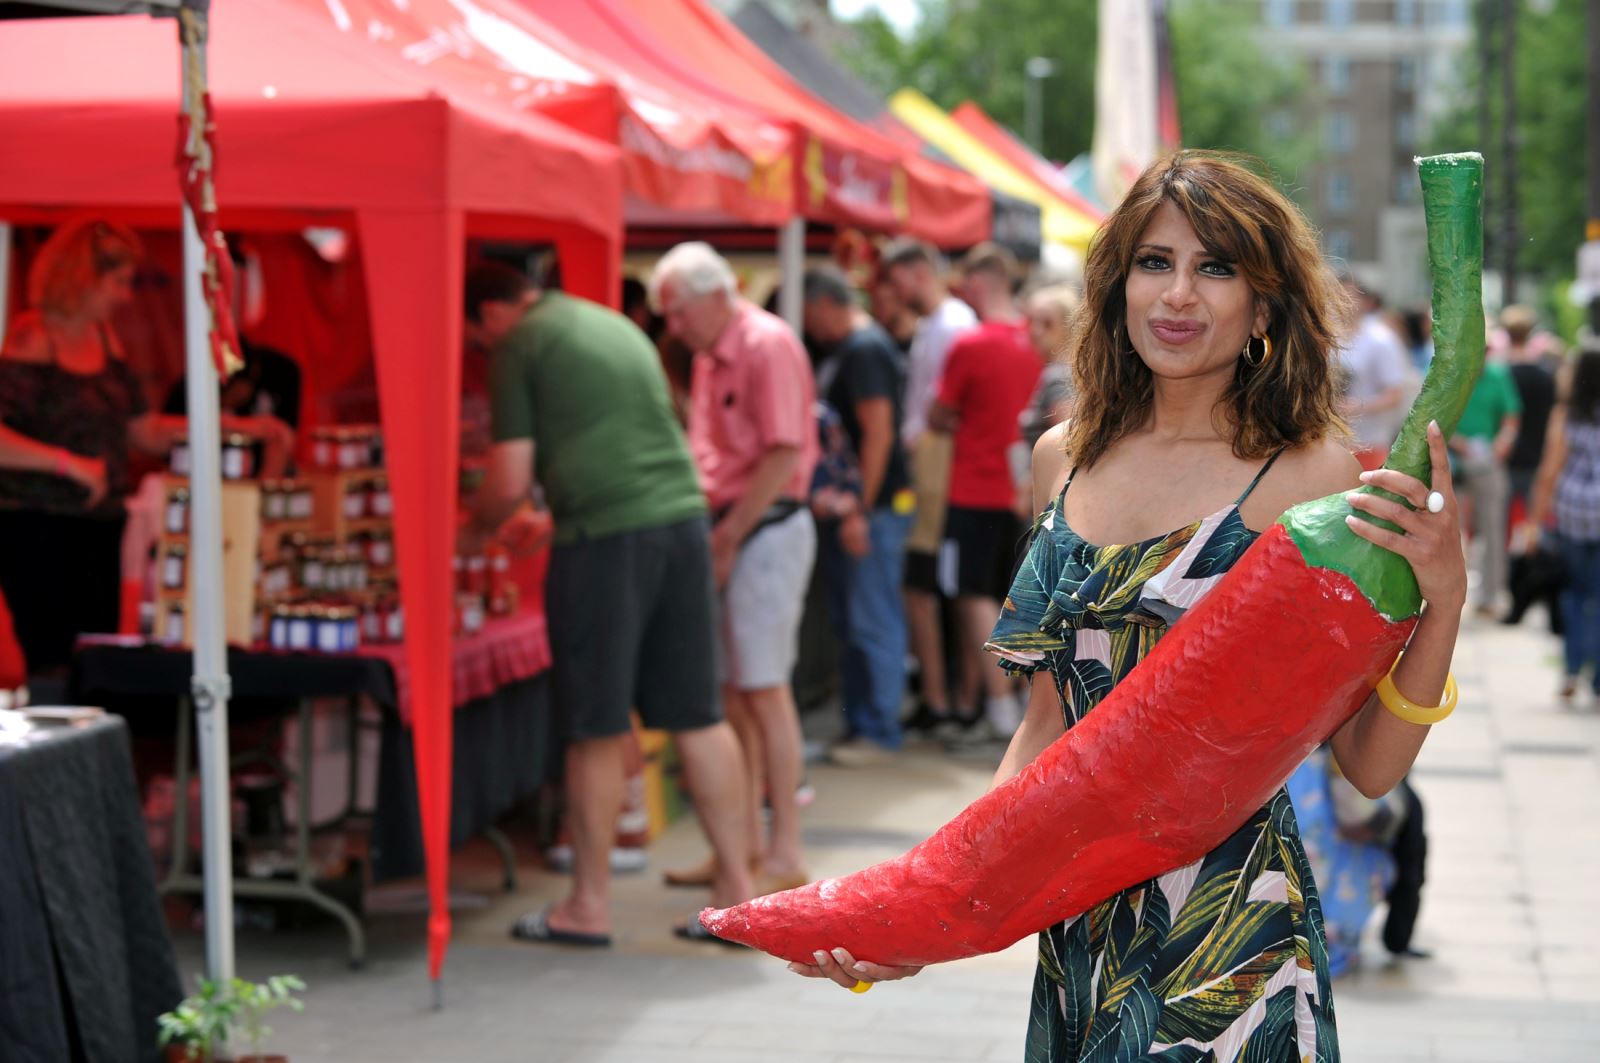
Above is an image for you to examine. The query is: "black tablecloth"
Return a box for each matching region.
[0,716,183,1063]
[70,643,558,881]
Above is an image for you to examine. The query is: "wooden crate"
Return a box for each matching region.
[153,477,261,646]
[308,468,389,545]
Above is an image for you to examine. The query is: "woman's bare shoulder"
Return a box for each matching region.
[0,312,50,364]
[1245,435,1362,526]
[1033,421,1072,497]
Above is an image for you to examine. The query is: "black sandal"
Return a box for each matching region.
[674,914,747,949]
[510,904,612,948]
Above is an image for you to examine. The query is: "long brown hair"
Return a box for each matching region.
[26,218,141,319]
[1065,151,1348,469]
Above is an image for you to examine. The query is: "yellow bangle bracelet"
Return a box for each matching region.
[1376,667,1458,725]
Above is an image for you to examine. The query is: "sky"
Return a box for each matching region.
[830,0,921,36]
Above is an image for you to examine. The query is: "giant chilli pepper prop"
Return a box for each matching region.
[702,153,1485,966]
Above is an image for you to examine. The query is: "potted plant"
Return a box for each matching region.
[158,975,305,1062]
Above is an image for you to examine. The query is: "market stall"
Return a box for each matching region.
[0,0,624,991]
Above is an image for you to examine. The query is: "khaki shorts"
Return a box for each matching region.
[906,432,953,556]
[720,508,817,691]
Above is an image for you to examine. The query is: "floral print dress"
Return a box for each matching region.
[986,452,1340,1063]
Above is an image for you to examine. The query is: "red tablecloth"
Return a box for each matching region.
[357,608,550,727]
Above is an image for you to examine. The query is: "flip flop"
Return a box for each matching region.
[674,914,747,949]
[510,905,612,948]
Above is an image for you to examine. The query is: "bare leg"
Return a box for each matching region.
[722,685,765,859]
[549,734,627,935]
[675,721,757,910]
[743,684,806,877]
[905,587,948,713]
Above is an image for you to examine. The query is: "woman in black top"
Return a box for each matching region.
[0,221,256,677]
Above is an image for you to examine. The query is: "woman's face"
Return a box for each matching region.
[1123,200,1266,385]
[1026,295,1070,358]
[87,262,135,321]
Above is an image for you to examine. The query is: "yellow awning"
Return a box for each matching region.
[889,88,1099,253]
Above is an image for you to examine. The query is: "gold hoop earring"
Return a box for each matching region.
[1242,333,1272,368]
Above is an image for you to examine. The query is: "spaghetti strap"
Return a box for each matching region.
[1058,467,1078,507]
[1235,447,1289,506]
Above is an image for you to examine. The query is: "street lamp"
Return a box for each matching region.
[1024,56,1056,153]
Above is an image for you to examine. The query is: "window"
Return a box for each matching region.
[1326,228,1352,263]
[1394,0,1415,25]
[1327,172,1353,214]
[1325,111,1355,154]
[1395,111,1416,148]
[1265,0,1295,28]
[1325,0,1353,27]
[1324,56,1351,94]
[1396,57,1416,91]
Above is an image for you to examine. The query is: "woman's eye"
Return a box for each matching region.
[1135,254,1169,271]
[1200,261,1238,278]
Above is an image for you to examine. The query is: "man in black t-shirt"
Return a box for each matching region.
[803,265,914,762]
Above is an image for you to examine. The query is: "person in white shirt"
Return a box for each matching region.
[1335,279,1417,469]
[878,239,977,738]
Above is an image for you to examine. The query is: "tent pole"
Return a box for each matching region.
[0,222,11,338]
[778,217,804,332]
[179,8,236,985]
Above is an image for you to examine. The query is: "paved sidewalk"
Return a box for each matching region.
[177,610,1599,1061]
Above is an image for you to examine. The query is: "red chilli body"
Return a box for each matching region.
[701,524,1414,966]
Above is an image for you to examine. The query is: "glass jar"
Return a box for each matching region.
[311,428,336,470]
[301,548,326,592]
[456,592,485,636]
[465,555,488,596]
[360,600,382,644]
[384,597,405,643]
[163,601,187,646]
[288,480,314,521]
[342,480,367,520]
[287,606,314,651]
[164,487,190,536]
[260,480,287,523]
[163,543,188,591]
[269,605,290,650]
[169,436,191,477]
[370,475,392,518]
[337,428,365,471]
[313,606,341,654]
[367,528,393,568]
[221,433,256,480]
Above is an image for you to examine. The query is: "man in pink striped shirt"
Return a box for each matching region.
[651,243,819,905]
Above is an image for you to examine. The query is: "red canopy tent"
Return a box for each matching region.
[592,0,991,247]
[283,0,795,228]
[0,1,624,988]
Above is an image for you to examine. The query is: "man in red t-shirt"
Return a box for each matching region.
[927,244,1041,742]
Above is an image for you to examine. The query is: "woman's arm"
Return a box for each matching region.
[1333,421,1466,797]
[990,675,1066,791]
[0,317,107,503]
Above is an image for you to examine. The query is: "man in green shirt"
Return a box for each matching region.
[1450,359,1522,616]
[462,262,754,947]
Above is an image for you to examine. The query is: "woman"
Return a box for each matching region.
[1020,284,1081,448]
[792,153,1465,1061]
[1528,347,1600,701]
[0,220,286,676]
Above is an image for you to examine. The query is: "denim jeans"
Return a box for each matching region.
[1556,533,1600,684]
[821,508,913,749]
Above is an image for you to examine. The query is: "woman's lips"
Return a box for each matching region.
[1150,320,1205,345]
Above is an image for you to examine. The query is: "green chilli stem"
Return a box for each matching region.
[1283,152,1485,621]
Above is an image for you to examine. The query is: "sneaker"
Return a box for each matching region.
[827,736,896,768]
[932,709,981,744]
[901,702,949,735]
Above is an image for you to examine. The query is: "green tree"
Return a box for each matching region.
[833,0,1312,193]
[834,0,1099,163]
[1169,0,1317,194]
[1427,0,1588,312]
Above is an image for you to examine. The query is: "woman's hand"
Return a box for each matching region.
[787,947,923,991]
[1344,420,1468,610]
[60,452,107,508]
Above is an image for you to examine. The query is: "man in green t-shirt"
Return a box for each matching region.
[1450,359,1522,616]
[462,262,754,947]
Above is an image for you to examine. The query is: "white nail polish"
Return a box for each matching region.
[814,950,829,965]
[832,948,849,963]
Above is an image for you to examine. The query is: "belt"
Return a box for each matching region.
[714,498,803,546]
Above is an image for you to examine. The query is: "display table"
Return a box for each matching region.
[69,610,558,967]
[0,714,182,1063]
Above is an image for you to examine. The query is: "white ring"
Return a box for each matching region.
[1426,491,1445,514]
